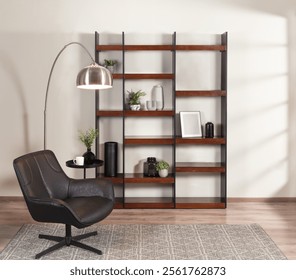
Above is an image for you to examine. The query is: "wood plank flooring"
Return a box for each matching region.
[0,198,295,259]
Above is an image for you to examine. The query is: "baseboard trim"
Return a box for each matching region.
[0,196,295,203]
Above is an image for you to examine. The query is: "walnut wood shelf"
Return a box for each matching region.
[124,197,175,209]
[96,110,174,117]
[124,110,174,117]
[116,197,225,209]
[96,110,123,117]
[96,44,226,52]
[176,90,226,97]
[176,137,226,145]
[175,197,226,209]
[112,73,173,79]
[125,136,174,145]
[97,173,174,184]
[96,45,173,51]
[176,45,226,51]
[124,173,174,184]
[175,162,226,173]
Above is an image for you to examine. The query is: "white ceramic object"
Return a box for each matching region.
[152,84,164,110]
[130,104,141,111]
[106,65,115,73]
[73,156,84,166]
[146,100,157,110]
[159,169,168,178]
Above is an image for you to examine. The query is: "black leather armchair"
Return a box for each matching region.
[13,150,114,259]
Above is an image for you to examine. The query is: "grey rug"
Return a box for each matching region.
[0,223,286,260]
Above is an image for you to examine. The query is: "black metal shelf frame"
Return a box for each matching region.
[95,31,227,209]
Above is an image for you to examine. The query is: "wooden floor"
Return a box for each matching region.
[0,198,295,259]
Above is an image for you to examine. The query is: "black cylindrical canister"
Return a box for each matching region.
[104,142,118,177]
[205,122,214,138]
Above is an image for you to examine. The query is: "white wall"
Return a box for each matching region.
[0,0,295,198]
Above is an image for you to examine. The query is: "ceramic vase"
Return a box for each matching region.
[130,104,141,111]
[152,85,164,110]
[83,148,95,165]
[159,169,168,178]
[106,65,115,73]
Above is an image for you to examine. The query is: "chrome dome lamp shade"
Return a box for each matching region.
[44,42,113,149]
[77,63,113,90]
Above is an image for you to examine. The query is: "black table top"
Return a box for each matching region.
[66,159,103,169]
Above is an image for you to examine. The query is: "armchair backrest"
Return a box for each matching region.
[13,150,70,201]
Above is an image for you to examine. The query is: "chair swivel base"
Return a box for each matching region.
[35,224,102,259]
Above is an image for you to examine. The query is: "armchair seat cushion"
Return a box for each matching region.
[64,196,114,226]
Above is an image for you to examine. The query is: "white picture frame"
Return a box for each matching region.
[180,111,202,138]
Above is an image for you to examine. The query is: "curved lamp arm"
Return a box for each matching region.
[43,42,112,149]
[44,42,95,113]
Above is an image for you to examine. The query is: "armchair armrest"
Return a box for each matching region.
[68,178,114,202]
[30,197,65,207]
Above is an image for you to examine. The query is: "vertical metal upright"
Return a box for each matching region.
[94,31,100,178]
[122,32,126,208]
[221,32,228,208]
[172,32,177,207]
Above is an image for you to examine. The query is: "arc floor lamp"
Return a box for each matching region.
[44,42,112,149]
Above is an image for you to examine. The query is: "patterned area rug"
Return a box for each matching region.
[0,223,286,260]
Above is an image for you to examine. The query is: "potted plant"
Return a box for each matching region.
[78,128,99,164]
[127,89,146,111]
[104,59,117,73]
[156,160,170,178]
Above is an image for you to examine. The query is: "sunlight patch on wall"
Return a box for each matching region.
[229,14,289,197]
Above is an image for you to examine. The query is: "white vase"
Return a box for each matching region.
[130,104,141,111]
[106,65,115,73]
[152,85,164,110]
[159,169,168,178]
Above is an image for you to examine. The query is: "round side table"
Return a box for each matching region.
[66,159,103,178]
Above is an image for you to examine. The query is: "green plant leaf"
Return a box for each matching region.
[78,128,99,149]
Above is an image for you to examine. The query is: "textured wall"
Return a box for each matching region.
[0,0,295,197]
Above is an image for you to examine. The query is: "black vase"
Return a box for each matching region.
[104,142,118,177]
[83,148,95,165]
[205,122,214,138]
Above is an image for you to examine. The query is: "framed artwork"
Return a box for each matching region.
[180,111,202,138]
